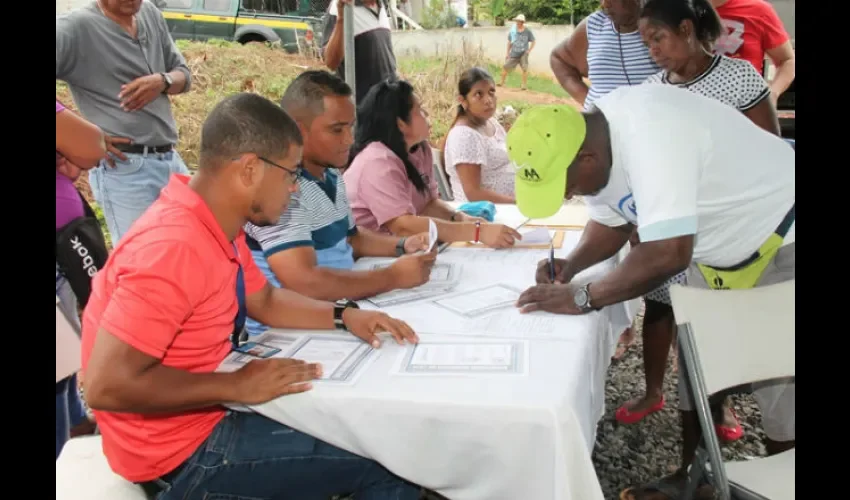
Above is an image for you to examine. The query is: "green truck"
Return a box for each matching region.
[154,0,325,54]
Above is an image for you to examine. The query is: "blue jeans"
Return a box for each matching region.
[56,374,87,460]
[159,412,420,500]
[89,150,189,244]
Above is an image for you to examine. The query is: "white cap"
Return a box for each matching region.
[513,14,526,22]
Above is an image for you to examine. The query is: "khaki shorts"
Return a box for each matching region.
[503,53,529,71]
[678,243,795,441]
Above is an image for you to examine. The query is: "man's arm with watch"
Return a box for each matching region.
[159,69,188,95]
[348,226,428,259]
[246,283,418,347]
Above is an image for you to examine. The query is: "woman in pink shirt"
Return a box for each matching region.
[345,80,521,248]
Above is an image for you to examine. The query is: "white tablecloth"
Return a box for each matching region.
[250,216,639,499]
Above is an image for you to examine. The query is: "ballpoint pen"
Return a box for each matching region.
[548,241,556,282]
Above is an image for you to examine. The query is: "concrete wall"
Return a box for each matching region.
[56,0,91,15]
[768,0,794,44]
[392,24,575,74]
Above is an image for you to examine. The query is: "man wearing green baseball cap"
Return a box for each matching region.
[508,83,795,499]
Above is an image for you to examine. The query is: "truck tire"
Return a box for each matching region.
[238,33,268,45]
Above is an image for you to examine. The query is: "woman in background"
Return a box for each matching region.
[442,68,516,204]
[346,80,521,248]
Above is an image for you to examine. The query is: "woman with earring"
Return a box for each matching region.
[442,67,516,204]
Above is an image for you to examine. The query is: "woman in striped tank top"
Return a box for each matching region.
[551,1,660,361]
[550,0,660,110]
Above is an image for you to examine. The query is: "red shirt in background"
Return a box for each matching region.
[713,0,789,75]
[80,174,268,482]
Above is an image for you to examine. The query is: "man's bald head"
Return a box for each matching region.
[279,70,353,125]
[199,92,302,171]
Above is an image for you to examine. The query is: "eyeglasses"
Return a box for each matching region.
[258,156,302,183]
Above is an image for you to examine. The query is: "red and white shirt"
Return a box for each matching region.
[713,0,790,75]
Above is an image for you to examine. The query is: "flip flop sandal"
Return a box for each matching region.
[715,408,744,442]
[615,396,666,424]
[619,474,712,500]
[619,475,684,500]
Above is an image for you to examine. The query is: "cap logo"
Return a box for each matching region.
[521,166,540,182]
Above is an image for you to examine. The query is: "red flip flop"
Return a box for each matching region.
[615,396,666,424]
[715,408,744,442]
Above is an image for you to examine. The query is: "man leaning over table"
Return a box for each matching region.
[79,92,421,500]
[244,70,437,336]
[505,84,794,500]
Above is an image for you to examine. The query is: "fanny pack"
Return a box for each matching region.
[55,191,109,308]
[696,203,795,290]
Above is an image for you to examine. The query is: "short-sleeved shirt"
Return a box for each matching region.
[644,54,770,111]
[584,84,795,268]
[245,168,359,270]
[508,28,535,58]
[345,142,438,233]
[584,10,660,110]
[713,0,790,75]
[322,0,397,103]
[56,100,85,230]
[80,175,268,482]
[444,118,516,202]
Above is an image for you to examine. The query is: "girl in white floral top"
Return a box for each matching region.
[443,68,516,204]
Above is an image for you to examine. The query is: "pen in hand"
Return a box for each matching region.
[548,242,556,283]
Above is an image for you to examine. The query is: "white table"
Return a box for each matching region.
[249,220,638,500]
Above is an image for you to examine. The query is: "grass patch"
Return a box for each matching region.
[57,41,566,170]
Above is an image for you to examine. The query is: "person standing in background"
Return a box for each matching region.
[498,14,535,90]
[710,0,795,105]
[321,0,397,104]
[56,0,193,244]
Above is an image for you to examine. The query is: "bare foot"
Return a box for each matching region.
[613,327,636,360]
[620,394,663,415]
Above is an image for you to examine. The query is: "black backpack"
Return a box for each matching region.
[55,191,109,308]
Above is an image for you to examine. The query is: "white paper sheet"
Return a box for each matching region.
[217,334,377,385]
[427,218,438,252]
[432,284,522,318]
[514,228,553,246]
[392,339,529,376]
[286,336,377,384]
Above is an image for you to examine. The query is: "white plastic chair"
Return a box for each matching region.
[56,435,148,500]
[669,281,795,500]
[431,147,453,201]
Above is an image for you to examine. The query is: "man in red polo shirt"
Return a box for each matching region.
[711,0,795,105]
[80,92,421,499]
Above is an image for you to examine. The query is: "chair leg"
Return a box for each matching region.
[679,325,732,500]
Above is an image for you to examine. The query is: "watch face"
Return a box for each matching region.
[574,288,588,308]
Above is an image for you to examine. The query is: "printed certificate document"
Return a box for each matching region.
[432,284,522,318]
[393,339,528,376]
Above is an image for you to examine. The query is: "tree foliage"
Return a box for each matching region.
[494,0,598,25]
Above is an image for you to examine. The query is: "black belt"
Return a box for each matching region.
[710,202,795,272]
[115,143,173,154]
[137,460,188,497]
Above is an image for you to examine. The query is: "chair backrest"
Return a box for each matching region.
[431,147,453,201]
[669,281,795,396]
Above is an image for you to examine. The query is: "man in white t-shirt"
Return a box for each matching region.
[506,84,795,498]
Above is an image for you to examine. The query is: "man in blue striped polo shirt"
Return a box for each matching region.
[245,70,436,336]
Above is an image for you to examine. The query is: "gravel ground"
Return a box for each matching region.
[592,306,769,499]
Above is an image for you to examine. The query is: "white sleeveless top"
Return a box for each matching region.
[584,10,660,110]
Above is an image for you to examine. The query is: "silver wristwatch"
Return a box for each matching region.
[573,283,597,313]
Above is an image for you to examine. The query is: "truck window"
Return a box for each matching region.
[159,0,193,8]
[203,0,233,11]
[240,0,301,14]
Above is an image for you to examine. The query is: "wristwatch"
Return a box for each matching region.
[395,237,407,257]
[333,299,360,330]
[160,72,173,93]
[573,283,599,313]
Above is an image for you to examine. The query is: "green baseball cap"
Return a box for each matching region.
[506,105,586,219]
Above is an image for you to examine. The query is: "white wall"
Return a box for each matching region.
[392,24,575,74]
[56,0,91,15]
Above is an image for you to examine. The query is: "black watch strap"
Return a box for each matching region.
[395,237,407,257]
[333,299,359,330]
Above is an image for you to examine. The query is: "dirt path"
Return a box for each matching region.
[497,86,582,109]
